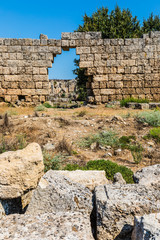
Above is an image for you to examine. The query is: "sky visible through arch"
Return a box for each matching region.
[0,0,159,79]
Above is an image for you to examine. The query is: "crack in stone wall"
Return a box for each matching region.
[0,31,160,104]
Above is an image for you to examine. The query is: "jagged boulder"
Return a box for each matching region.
[51,170,108,190]
[26,170,92,216]
[0,212,94,240]
[113,172,126,184]
[133,164,160,186]
[132,213,160,240]
[95,184,160,240]
[0,143,44,199]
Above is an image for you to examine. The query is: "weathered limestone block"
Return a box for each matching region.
[0,212,94,240]
[0,143,44,199]
[132,213,160,240]
[133,164,160,186]
[101,89,115,95]
[95,184,160,240]
[50,170,108,191]
[26,170,92,216]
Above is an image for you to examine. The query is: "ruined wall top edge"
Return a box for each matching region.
[0,31,159,43]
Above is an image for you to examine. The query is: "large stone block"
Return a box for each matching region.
[0,212,94,240]
[95,184,160,240]
[132,213,160,240]
[26,170,92,216]
[0,143,44,199]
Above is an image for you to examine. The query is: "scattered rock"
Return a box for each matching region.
[116,149,134,163]
[0,143,44,200]
[26,170,92,216]
[51,170,108,191]
[114,148,122,155]
[95,184,160,240]
[43,142,55,151]
[113,172,126,184]
[0,212,94,240]
[132,213,160,240]
[90,142,99,151]
[133,164,160,186]
[111,115,124,122]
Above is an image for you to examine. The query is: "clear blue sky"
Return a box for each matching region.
[0,0,159,79]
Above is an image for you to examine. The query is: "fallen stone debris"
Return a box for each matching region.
[0,144,160,240]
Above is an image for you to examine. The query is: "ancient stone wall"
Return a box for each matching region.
[0,31,160,104]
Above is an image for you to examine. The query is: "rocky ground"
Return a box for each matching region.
[0,102,160,239]
[0,102,159,172]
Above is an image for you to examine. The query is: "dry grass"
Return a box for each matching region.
[56,137,73,155]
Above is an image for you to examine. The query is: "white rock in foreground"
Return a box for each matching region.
[132,213,160,240]
[52,170,108,190]
[26,170,92,216]
[95,184,160,240]
[0,212,94,240]
[0,143,44,199]
[134,164,160,186]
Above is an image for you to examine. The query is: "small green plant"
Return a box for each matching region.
[64,159,134,184]
[105,104,114,108]
[35,105,46,111]
[43,152,64,172]
[120,97,149,107]
[144,127,160,142]
[43,102,53,108]
[79,131,119,148]
[137,111,160,127]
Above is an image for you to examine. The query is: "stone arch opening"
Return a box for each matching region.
[48,48,79,101]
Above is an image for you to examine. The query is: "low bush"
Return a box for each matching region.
[144,127,160,142]
[43,102,53,108]
[43,152,64,172]
[64,159,134,183]
[35,105,46,111]
[120,97,149,107]
[137,111,160,127]
[79,131,119,148]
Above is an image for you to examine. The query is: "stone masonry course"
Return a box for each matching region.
[0,31,160,104]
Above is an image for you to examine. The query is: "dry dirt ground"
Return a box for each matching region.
[0,103,159,173]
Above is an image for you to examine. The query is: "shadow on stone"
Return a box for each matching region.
[114,224,133,240]
[1,197,27,215]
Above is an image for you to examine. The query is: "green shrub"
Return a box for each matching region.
[120,97,149,107]
[137,111,160,127]
[79,131,119,148]
[43,102,53,108]
[43,152,64,172]
[145,127,160,142]
[64,159,134,183]
[35,105,46,111]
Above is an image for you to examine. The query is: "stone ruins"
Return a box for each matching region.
[0,31,160,104]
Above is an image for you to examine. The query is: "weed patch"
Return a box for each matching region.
[79,131,119,148]
[144,127,160,142]
[43,152,65,172]
[120,97,149,107]
[35,105,46,111]
[137,111,160,127]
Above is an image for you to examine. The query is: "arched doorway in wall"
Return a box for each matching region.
[48,48,78,100]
